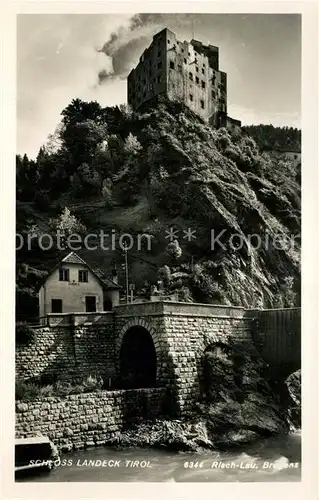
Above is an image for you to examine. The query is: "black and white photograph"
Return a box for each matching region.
[1,5,316,492]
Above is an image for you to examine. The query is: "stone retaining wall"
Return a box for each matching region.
[16,322,115,383]
[15,388,166,451]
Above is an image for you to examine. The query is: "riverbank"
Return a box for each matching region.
[16,431,301,482]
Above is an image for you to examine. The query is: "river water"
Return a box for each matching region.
[17,431,301,482]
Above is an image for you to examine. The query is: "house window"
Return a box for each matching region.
[200,100,205,109]
[189,72,193,80]
[79,270,88,282]
[189,94,193,101]
[51,299,62,313]
[85,296,96,313]
[169,60,175,69]
[201,81,206,89]
[195,76,199,84]
[59,268,69,281]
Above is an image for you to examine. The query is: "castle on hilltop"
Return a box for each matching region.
[127,28,241,132]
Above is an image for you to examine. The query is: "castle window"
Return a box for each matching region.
[203,63,206,67]
[202,68,205,74]
[157,75,161,84]
[188,52,190,56]
[195,76,199,84]
[170,61,175,70]
[200,100,205,109]
[177,41,179,45]
[189,72,193,80]
[59,268,69,282]
[79,270,88,283]
[196,66,199,72]
[178,64,182,72]
[201,81,206,89]
[189,94,193,101]
[143,91,146,98]
[157,62,162,69]
[181,48,184,53]
[184,58,187,64]
[168,39,170,44]
[212,90,216,99]
[158,50,161,57]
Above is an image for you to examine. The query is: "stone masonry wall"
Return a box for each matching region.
[16,388,166,451]
[16,303,255,420]
[16,321,116,383]
[114,302,255,416]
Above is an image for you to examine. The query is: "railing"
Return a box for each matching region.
[26,312,115,328]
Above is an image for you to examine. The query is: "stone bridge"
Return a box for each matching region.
[16,302,301,416]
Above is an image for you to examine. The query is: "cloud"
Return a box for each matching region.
[17,14,134,158]
[97,14,164,84]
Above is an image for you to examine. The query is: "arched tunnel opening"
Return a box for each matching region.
[119,326,157,389]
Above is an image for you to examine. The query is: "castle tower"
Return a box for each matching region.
[127,27,233,127]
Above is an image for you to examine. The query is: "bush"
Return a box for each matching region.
[15,375,105,401]
[16,379,40,400]
[15,322,36,346]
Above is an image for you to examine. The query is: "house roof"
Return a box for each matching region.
[40,252,121,290]
[61,252,87,265]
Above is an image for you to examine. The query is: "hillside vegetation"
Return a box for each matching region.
[16,99,301,319]
[242,124,301,152]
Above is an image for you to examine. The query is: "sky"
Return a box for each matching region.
[17,13,301,159]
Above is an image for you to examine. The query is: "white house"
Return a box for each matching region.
[39,252,120,317]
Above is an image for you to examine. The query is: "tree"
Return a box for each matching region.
[59,99,108,173]
[50,207,86,237]
[124,133,142,155]
[158,265,171,287]
[166,239,182,260]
